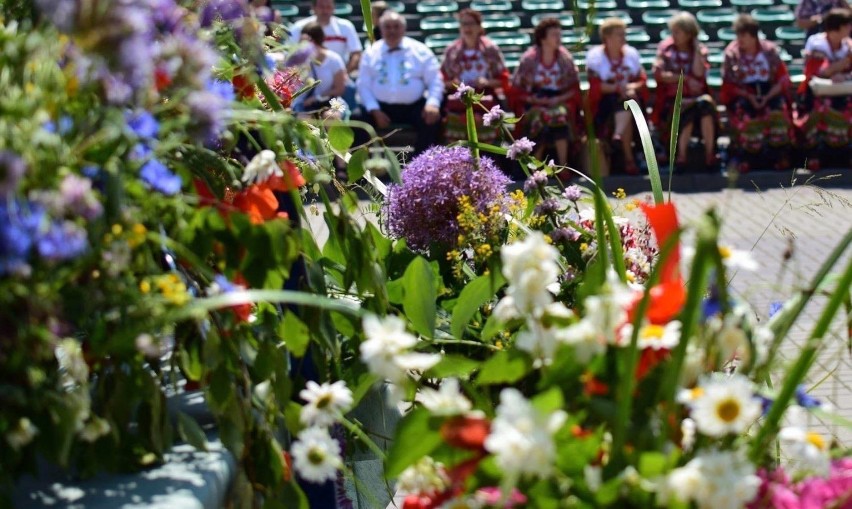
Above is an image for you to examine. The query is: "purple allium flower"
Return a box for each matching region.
[448,82,474,101]
[284,43,317,67]
[482,105,504,127]
[506,137,535,160]
[534,197,561,215]
[563,184,583,202]
[385,146,511,252]
[200,0,247,27]
[34,0,78,32]
[523,170,548,192]
[0,199,44,274]
[59,174,103,220]
[127,110,160,140]
[551,227,581,243]
[0,151,26,195]
[140,159,182,195]
[36,220,88,262]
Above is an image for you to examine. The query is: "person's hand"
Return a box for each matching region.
[748,94,761,109]
[625,85,637,99]
[475,76,490,89]
[756,96,768,109]
[422,104,441,125]
[371,109,391,129]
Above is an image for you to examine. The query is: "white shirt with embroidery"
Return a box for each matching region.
[805,32,852,63]
[289,16,363,64]
[586,45,643,85]
[357,37,444,111]
[737,52,771,84]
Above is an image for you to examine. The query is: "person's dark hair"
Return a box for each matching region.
[302,22,325,45]
[533,17,561,47]
[824,8,852,32]
[458,8,483,26]
[732,14,760,38]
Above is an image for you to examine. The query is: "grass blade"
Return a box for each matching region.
[624,99,663,205]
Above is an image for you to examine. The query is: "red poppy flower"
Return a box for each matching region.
[232,73,256,100]
[440,415,490,451]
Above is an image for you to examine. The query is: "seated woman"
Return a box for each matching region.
[510,17,582,167]
[587,17,648,175]
[653,12,719,170]
[721,14,794,171]
[293,22,348,120]
[796,7,852,170]
[441,8,509,145]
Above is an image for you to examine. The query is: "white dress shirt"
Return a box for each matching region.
[289,16,363,65]
[356,37,444,112]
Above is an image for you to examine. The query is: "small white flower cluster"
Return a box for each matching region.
[396,456,450,497]
[360,314,440,385]
[417,378,472,416]
[661,449,761,509]
[678,373,762,438]
[778,405,831,478]
[292,380,354,483]
[484,388,567,479]
[241,149,281,185]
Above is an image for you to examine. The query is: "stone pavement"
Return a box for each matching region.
[652,180,852,446]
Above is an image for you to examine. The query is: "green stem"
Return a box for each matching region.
[465,97,480,167]
[667,74,684,201]
[623,99,664,205]
[340,416,387,461]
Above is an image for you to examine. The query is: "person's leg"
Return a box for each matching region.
[677,122,694,164]
[554,138,569,167]
[614,111,636,171]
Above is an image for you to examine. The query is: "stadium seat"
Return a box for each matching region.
[425,32,458,52]
[471,0,514,12]
[417,1,459,14]
[642,9,679,26]
[696,8,737,28]
[561,28,591,46]
[531,12,577,27]
[717,27,767,41]
[731,0,773,9]
[521,0,565,11]
[420,15,459,31]
[334,3,353,15]
[638,47,657,67]
[482,13,522,29]
[578,0,618,9]
[776,25,807,43]
[627,0,671,9]
[273,4,299,18]
[706,67,722,88]
[489,31,533,47]
[591,10,632,25]
[677,0,722,8]
[626,26,652,43]
[751,6,796,29]
[385,1,406,13]
[660,28,711,41]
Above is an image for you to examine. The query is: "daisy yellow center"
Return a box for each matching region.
[715,398,741,423]
[641,324,666,340]
[690,387,704,399]
[806,432,826,450]
[315,393,333,409]
[718,246,732,259]
[307,447,326,465]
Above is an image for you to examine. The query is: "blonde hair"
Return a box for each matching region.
[599,17,626,40]
[668,11,700,39]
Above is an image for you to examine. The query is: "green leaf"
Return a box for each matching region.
[385,408,443,478]
[532,386,564,414]
[480,313,504,342]
[347,147,368,183]
[280,480,310,509]
[283,401,304,436]
[426,355,480,378]
[176,411,208,452]
[178,342,203,381]
[280,311,310,358]
[451,273,505,339]
[476,350,530,385]
[208,366,233,410]
[328,125,355,152]
[638,451,667,478]
[402,257,437,338]
[624,99,663,204]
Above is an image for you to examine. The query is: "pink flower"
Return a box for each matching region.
[475,486,527,507]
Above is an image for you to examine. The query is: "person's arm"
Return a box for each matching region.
[329,68,346,97]
[356,53,380,112]
[423,51,444,109]
[346,51,361,74]
[345,23,364,74]
[691,45,707,78]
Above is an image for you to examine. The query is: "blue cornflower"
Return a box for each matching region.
[36,220,88,262]
[140,159,182,195]
[213,274,239,293]
[795,385,821,408]
[127,110,160,139]
[130,143,153,160]
[0,151,26,195]
[43,117,71,134]
[0,199,45,274]
[769,301,783,318]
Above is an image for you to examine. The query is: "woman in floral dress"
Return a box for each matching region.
[721,14,794,171]
[440,8,509,145]
[587,17,648,174]
[796,8,852,170]
[510,17,582,167]
[653,12,719,170]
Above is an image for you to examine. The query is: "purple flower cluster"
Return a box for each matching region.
[140,159,182,196]
[562,184,583,202]
[187,79,236,144]
[523,170,548,193]
[506,137,535,160]
[534,197,562,216]
[0,151,26,195]
[385,147,511,252]
[749,459,852,509]
[482,105,504,127]
[200,0,247,27]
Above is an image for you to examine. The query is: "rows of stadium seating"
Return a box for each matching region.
[272,0,808,88]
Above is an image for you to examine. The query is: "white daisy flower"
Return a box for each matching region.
[291,426,343,483]
[500,231,561,316]
[417,378,472,416]
[778,405,830,478]
[299,380,353,427]
[56,338,89,384]
[689,373,762,437]
[327,97,347,114]
[395,456,449,496]
[718,245,758,271]
[661,449,760,509]
[241,149,281,185]
[484,388,567,479]
[360,315,440,383]
[618,321,681,350]
[559,318,606,363]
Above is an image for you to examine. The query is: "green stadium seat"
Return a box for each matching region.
[660,28,710,41]
[780,0,799,6]
[751,6,795,27]
[425,32,458,52]
[638,48,657,67]
[591,10,632,25]
[561,28,591,46]
[471,0,514,12]
[707,50,724,65]
[642,9,679,26]
[706,68,722,88]
[385,1,406,13]
[504,52,521,69]
[776,25,807,43]
[717,27,766,41]
[417,1,459,14]
[521,0,565,11]
[334,3,353,15]
[489,31,533,46]
[731,0,773,8]
[626,26,651,43]
[531,12,577,27]
[696,8,737,28]
[482,13,522,29]
[578,0,618,9]
[273,4,299,18]
[420,15,459,31]
[677,0,722,8]
[627,0,671,9]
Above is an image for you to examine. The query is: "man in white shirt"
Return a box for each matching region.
[356,11,443,155]
[289,0,362,74]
